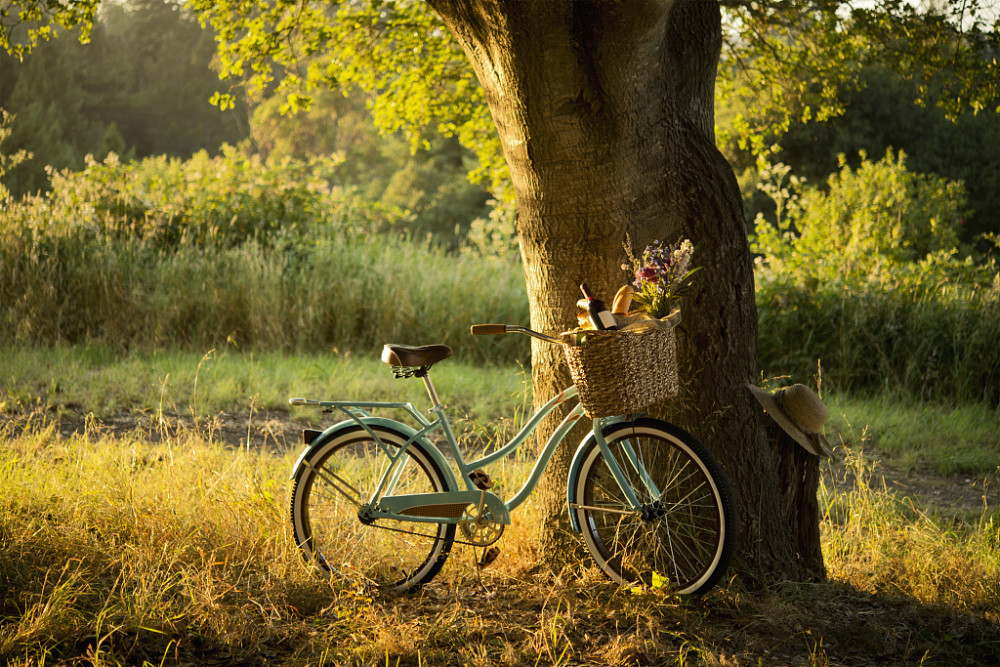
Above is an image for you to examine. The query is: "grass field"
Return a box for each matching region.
[2,347,998,665]
[3,344,997,476]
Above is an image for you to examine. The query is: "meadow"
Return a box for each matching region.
[1,354,998,666]
[2,151,999,665]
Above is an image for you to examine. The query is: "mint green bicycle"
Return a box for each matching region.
[288,324,736,595]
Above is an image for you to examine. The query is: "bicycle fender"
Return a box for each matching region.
[289,417,458,492]
[565,416,639,533]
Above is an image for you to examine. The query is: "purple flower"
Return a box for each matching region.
[624,237,699,319]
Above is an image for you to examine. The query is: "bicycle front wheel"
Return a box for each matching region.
[290,424,455,593]
[571,418,736,596]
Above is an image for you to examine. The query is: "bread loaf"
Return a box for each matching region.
[611,285,633,315]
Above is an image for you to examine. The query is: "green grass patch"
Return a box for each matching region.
[0,344,532,436]
[826,393,1000,476]
[4,344,998,479]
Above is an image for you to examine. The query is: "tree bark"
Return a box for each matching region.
[430,0,818,584]
[767,422,827,579]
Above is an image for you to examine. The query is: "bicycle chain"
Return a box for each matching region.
[367,519,504,548]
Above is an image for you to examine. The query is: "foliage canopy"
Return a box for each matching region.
[718,0,1000,152]
[7,1,997,198]
[0,0,248,195]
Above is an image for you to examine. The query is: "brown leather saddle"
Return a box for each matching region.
[380,343,452,369]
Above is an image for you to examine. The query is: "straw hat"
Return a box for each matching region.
[748,383,834,458]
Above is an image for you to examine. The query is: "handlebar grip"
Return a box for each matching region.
[471,324,508,336]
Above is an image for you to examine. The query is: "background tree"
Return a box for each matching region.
[726,65,1000,244]
[0,29,108,194]
[0,109,29,200]
[0,0,248,196]
[718,1,1000,243]
[250,86,491,244]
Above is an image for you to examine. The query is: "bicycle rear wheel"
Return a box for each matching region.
[571,418,736,596]
[290,424,455,592]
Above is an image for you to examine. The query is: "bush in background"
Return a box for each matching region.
[752,150,990,286]
[25,148,411,248]
[752,150,1000,404]
[0,152,528,363]
[3,147,998,404]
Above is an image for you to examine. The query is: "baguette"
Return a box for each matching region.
[576,299,590,328]
[611,285,633,315]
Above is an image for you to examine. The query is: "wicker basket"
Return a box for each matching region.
[561,312,680,418]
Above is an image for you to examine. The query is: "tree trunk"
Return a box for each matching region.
[768,423,827,579]
[431,0,818,584]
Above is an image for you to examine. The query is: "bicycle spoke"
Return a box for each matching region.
[655,520,699,583]
[312,467,365,506]
[291,427,455,592]
[575,421,734,595]
[572,503,637,516]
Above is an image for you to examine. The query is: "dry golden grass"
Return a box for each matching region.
[1,417,998,666]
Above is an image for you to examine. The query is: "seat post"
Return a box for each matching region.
[419,371,443,409]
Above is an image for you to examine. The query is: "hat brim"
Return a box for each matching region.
[748,384,832,458]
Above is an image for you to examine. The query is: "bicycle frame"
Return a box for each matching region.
[290,383,646,526]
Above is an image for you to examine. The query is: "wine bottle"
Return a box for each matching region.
[580,284,619,331]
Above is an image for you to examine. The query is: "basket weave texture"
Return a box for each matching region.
[561,316,679,418]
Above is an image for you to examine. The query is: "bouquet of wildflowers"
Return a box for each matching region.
[624,238,700,319]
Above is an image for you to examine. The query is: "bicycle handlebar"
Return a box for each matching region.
[470,324,508,335]
[471,324,561,344]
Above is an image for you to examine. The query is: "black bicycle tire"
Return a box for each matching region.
[289,424,456,592]
[571,418,736,596]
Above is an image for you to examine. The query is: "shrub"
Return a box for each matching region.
[31,148,411,249]
[752,150,991,289]
[751,150,1000,404]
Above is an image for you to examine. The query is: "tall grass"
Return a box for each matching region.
[7,212,997,404]
[823,443,1000,615]
[0,226,529,363]
[0,421,306,664]
[1,419,997,666]
[757,279,1000,405]
[2,149,998,404]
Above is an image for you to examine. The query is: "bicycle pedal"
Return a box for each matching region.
[478,546,500,569]
[469,469,494,490]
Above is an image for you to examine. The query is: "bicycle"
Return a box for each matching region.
[288,323,737,596]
